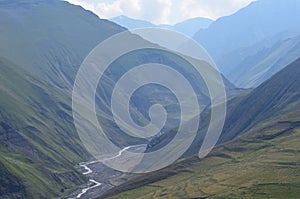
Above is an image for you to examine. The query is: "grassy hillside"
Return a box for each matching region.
[105,112,300,199]
[0,1,236,198]
[0,0,125,197]
[0,0,125,91]
[149,57,300,157]
[102,58,300,198]
[0,57,89,198]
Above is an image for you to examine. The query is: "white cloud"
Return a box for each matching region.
[66,0,255,24]
[95,1,122,17]
[179,0,255,21]
[139,0,173,24]
[93,0,173,24]
[66,0,97,13]
[95,0,141,19]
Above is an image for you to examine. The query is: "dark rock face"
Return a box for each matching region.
[0,161,25,198]
[0,122,32,154]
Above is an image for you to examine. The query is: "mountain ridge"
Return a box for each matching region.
[0,0,232,197]
[111,15,213,37]
[101,57,300,199]
[194,0,300,88]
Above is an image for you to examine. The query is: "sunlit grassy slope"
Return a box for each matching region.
[103,58,300,199]
[106,111,300,199]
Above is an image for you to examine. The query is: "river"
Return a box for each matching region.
[68,144,146,199]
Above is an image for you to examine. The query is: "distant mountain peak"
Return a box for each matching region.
[110,15,213,37]
[193,0,300,88]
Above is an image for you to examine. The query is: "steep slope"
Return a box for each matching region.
[106,113,300,199]
[219,57,300,143]
[224,34,300,88]
[148,57,300,157]
[0,155,25,198]
[194,0,300,87]
[0,57,87,198]
[0,0,125,91]
[194,0,300,60]
[0,0,126,198]
[102,57,300,199]
[0,1,235,198]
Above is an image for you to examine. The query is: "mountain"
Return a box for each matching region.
[221,33,300,88]
[0,56,88,198]
[219,57,300,143]
[148,54,300,157]
[110,15,156,29]
[105,112,300,198]
[0,0,233,198]
[171,17,213,37]
[0,0,125,91]
[111,15,213,37]
[101,57,300,199]
[194,0,300,87]
[0,0,125,197]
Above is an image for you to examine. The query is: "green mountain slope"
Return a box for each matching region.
[0,0,126,197]
[219,57,300,143]
[0,0,125,91]
[102,58,300,198]
[0,1,235,198]
[148,57,300,156]
[0,57,88,198]
[106,113,300,199]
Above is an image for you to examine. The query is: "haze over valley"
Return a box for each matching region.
[1,0,300,198]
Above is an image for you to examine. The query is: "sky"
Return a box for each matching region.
[66,0,256,25]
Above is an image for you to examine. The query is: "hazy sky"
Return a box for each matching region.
[66,0,256,24]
